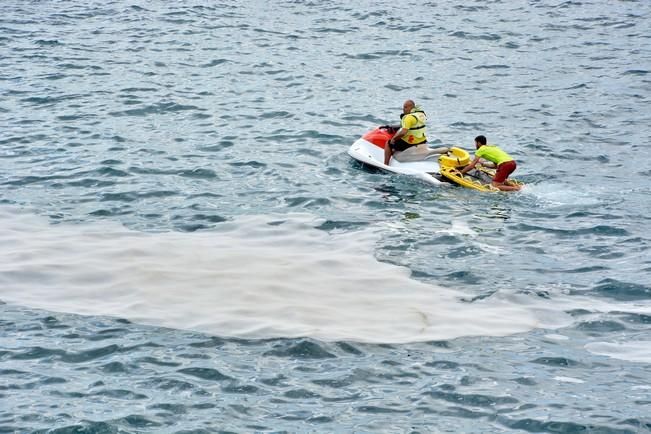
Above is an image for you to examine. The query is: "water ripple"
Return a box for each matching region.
[1,0,651,432]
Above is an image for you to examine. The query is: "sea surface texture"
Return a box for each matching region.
[1,1,650,433]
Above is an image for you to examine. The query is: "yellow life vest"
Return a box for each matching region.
[400,109,427,144]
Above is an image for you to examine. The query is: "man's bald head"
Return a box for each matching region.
[402,99,415,114]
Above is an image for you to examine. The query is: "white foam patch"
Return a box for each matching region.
[435,220,476,237]
[544,333,570,341]
[584,341,651,363]
[435,220,504,254]
[0,207,566,343]
[554,376,585,384]
[524,182,603,208]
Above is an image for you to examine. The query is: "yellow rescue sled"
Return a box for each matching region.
[438,149,523,192]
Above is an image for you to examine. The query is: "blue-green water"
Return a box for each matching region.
[1,1,650,432]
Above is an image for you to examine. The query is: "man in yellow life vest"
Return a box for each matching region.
[460,135,522,191]
[383,100,449,165]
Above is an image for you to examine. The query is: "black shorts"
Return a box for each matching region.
[391,139,426,152]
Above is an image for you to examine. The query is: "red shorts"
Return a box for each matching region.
[493,160,516,183]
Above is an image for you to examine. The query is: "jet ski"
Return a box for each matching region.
[348,125,523,192]
[348,126,522,192]
[347,126,456,186]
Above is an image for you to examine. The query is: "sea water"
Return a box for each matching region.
[1,1,650,432]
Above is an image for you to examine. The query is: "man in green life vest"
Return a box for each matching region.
[383,100,448,165]
[460,135,522,191]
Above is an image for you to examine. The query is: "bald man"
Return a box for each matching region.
[384,100,448,165]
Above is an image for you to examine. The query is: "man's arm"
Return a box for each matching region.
[389,115,414,147]
[389,128,407,146]
[459,156,480,175]
[384,125,408,165]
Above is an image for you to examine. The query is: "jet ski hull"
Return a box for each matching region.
[347,128,446,186]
